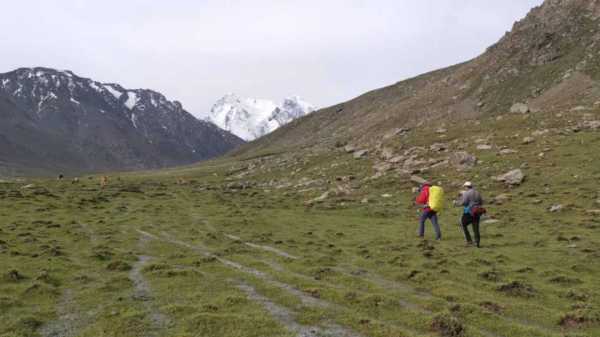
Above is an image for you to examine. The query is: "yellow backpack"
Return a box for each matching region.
[428,186,445,213]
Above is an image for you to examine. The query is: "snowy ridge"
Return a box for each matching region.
[206,93,315,141]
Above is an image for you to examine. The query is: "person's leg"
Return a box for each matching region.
[473,214,481,247]
[418,211,428,237]
[431,212,441,240]
[461,213,473,244]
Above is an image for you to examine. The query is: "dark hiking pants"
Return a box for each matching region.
[419,210,441,240]
[461,213,481,247]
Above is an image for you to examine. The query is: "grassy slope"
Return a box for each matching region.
[1,109,599,337]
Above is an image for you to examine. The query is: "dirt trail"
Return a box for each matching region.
[158,231,328,308]
[130,231,170,336]
[225,233,299,259]
[39,223,99,337]
[38,290,80,337]
[237,282,362,337]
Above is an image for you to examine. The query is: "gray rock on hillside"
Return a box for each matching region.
[510,103,530,114]
[494,169,525,186]
[449,151,477,170]
[354,149,369,159]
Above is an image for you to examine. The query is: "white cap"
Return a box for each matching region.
[463,181,473,187]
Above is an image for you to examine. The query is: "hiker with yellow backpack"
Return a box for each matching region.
[415,182,444,240]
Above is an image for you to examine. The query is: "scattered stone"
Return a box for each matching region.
[436,128,448,134]
[380,148,394,160]
[549,204,564,213]
[510,103,530,114]
[580,120,600,130]
[410,175,428,185]
[305,191,330,205]
[353,149,368,159]
[476,144,493,150]
[494,169,525,186]
[403,156,427,169]
[383,127,410,139]
[483,219,500,225]
[499,148,518,155]
[430,143,448,152]
[585,209,600,215]
[570,106,588,112]
[381,194,393,198]
[522,137,535,144]
[388,155,405,164]
[373,163,393,173]
[532,129,549,137]
[344,145,356,153]
[449,151,477,170]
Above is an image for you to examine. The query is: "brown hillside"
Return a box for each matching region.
[234,0,600,156]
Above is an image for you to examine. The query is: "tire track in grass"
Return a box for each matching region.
[224,233,299,259]
[138,229,384,336]
[239,257,529,337]
[131,231,170,336]
[39,223,100,337]
[39,290,79,337]
[237,282,361,337]
[155,230,328,308]
[142,229,442,336]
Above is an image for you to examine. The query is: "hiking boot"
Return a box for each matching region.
[465,241,474,247]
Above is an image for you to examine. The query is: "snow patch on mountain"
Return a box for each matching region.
[125,91,139,110]
[206,93,315,141]
[104,84,122,100]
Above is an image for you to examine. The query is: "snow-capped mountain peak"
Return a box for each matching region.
[206,94,315,141]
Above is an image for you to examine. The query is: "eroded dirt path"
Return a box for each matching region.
[237,282,362,337]
[130,231,170,336]
[224,233,299,259]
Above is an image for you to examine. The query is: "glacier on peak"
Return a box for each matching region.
[206,93,315,141]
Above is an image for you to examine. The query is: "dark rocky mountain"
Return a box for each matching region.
[0,67,243,175]
[235,0,600,155]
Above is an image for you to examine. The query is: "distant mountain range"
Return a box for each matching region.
[205,93,315,141]
[0,67,243,175]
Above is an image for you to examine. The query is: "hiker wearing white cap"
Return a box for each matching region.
[458,181,485,247]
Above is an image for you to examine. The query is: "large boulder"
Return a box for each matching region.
[510,103,530,114]
[494,169,525,186]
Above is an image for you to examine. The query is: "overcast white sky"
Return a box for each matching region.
[0,0,544,117]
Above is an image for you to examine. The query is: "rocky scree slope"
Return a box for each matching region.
[0,67,243,175]
[235,0,600,156]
